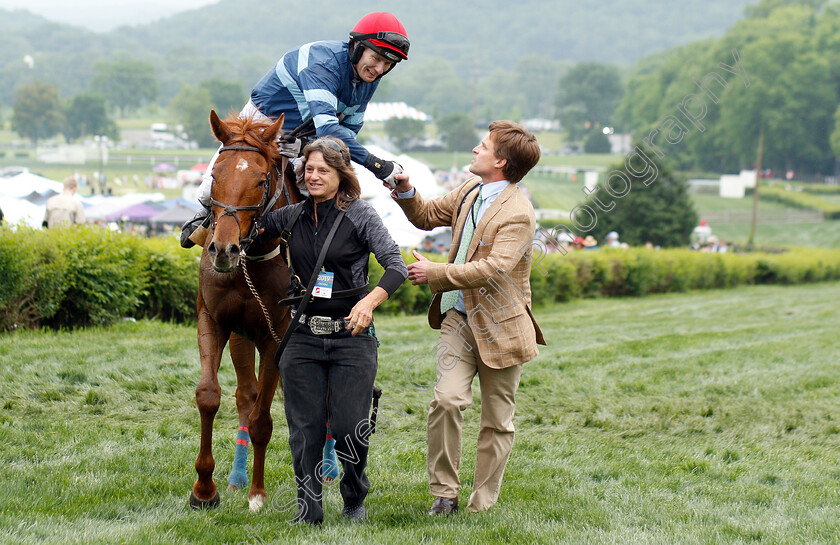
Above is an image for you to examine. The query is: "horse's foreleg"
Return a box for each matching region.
[190,305,227,509]
[228,333,257,491]
[247,341,281,512]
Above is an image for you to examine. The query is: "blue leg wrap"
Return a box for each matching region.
[227,427,249,489]
[322,436,339,482]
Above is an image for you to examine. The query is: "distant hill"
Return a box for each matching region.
[0,0,757,105]
[0,8,50,32]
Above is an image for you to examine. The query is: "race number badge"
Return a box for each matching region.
[312,270,334,298]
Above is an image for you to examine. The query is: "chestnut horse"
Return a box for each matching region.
[190,110,302,511]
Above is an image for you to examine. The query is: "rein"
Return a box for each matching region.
[210,143,294,344]
[209,144,291,256]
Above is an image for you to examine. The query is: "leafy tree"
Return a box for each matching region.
[385,117,426,151]
[386,58,459,108]
[618,1,839,175]
[436,113,477,152]
[477,68,526,121]
[575,146,697,247]
[198,77,246,118]
[584,128,612,153]
[745,0,826,18]
[63,93,118,142]
[513,55,566,119]
[831,105,840,159]
[170,84,215,147]
[91,58,158,117]
[11,80,65,145]
[556,62,624,140]
[421,77,473,118]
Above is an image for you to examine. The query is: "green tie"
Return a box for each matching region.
[440,191,483,314]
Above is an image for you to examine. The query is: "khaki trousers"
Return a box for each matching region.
[427,310,523,512]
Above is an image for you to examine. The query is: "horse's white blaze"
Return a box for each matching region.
[249,495,265,512]
[236,158,249,171]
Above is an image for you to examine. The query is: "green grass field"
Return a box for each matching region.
[712,221,840,249]
[2,282,839,544]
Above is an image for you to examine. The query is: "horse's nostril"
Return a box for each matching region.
[208,242,217,255]
[230,244,240,257]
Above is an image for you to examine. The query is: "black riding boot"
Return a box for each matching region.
[179,207,211,249]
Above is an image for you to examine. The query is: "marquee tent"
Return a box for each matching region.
[0,172,63,198]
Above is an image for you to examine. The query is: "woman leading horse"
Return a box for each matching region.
[259,137,407,524]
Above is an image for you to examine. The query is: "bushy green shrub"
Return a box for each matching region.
[2,224,839,331]
[759,186,840,219]
[136,237,201,323]
[0,226,69,329]
[525,247,840,305]
[45,226,149,328]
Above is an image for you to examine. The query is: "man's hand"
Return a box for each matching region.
[389,171,413,194]
[406,250,430,285]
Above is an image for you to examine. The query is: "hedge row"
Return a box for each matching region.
[779,181,840,195]
[758,186,840,219]
[2,225,840,330]
[0,225,199,330]
[381,247,840,311]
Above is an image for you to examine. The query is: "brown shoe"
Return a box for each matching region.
[428,496,458,516]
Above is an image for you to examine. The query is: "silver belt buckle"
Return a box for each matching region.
[309,316,333,335]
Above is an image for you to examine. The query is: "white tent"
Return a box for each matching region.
[0,195,45,228]
[353,145,443,200]
[351,145,448,248]
[83,193,167,221]
[0,172,65,228]
[365,194,449,249]
[0,172,63,198]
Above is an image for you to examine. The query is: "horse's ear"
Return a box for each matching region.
[209,110,231,144]
[263,113,285,146]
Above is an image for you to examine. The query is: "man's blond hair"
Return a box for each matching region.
[63,177,78,191]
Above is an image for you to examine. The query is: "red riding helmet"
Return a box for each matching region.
[349,12,410,64]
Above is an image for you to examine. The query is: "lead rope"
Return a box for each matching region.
[240,256,282,343]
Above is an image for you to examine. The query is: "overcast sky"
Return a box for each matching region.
[1,0,220,32]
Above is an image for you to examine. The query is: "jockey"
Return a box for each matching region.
[181,12,410,248]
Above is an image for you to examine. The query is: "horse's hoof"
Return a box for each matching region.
[189,490,221,510]
[227,472,248,490]
[249,494,266,512]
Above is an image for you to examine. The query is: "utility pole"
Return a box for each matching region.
[471,38,479,126]
[747,126,763,246]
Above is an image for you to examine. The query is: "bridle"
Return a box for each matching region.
[209,144,291,255]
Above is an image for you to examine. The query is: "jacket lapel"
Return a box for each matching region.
[466,183,517,261]
[448,180,481,263]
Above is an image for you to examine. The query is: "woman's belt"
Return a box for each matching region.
[290,310,350,335]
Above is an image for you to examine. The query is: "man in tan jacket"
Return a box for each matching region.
[390,121,545,515]
[43,177,86,228]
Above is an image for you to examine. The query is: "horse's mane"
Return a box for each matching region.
[221,115,282,165]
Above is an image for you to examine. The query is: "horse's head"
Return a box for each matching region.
[205,109,285,273]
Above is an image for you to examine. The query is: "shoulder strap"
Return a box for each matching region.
[280,204,306,274]
[273,210,346,369]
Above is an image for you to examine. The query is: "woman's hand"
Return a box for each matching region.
[345,286,389,336]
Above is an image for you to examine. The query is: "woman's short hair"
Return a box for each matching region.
[488,121,541,183]
[296,136,360,209]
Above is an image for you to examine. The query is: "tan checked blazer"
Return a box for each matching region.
[396,176,545,369]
